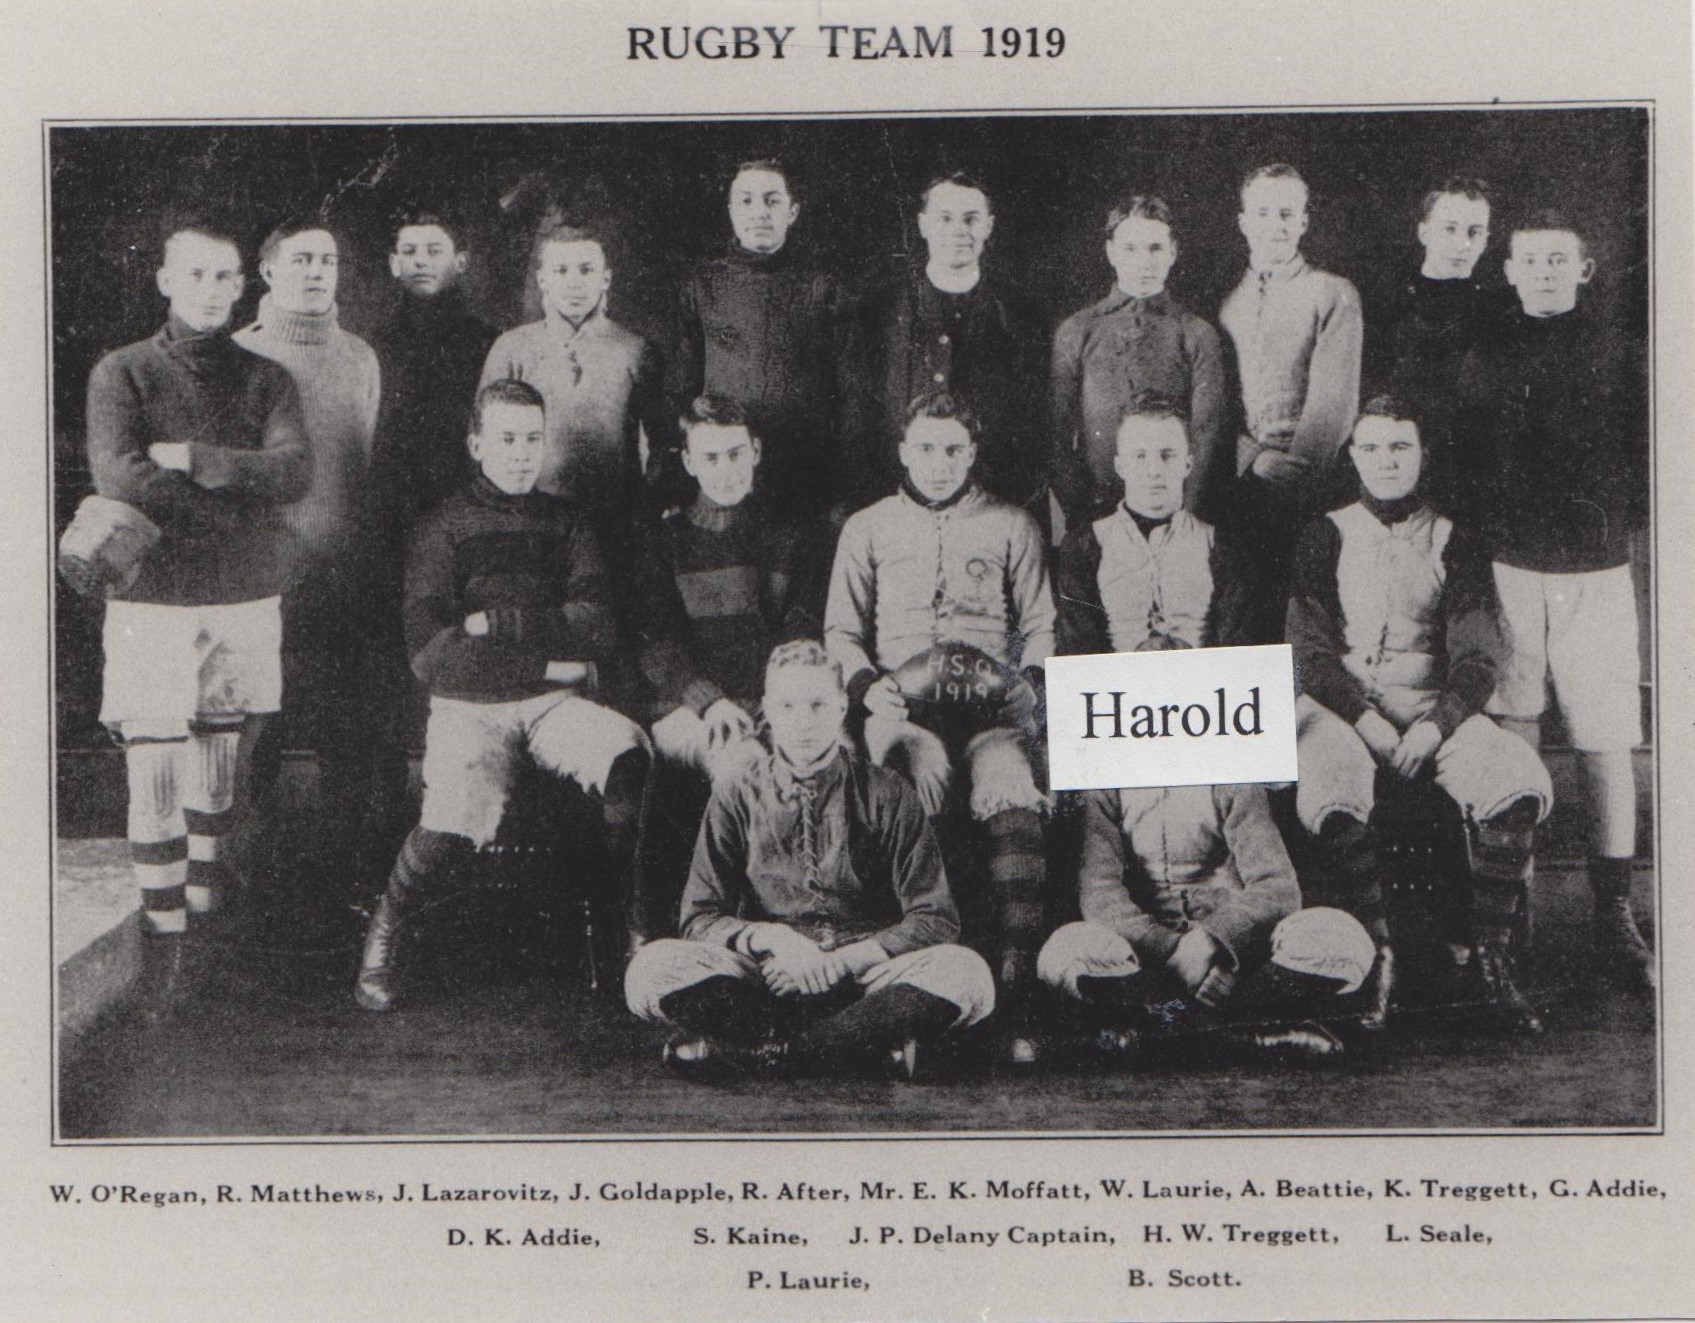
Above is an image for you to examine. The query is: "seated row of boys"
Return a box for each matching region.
[349,366,1556,1077]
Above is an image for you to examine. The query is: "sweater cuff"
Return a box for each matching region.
[682,678,727,717]
[1426,694,1467,743]
[1021,665,1045,693]
[846,666,881,713]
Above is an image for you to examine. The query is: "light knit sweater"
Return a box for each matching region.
[235,295,380,565]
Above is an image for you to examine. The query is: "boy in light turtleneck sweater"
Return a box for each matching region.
[1288,395,1553,1031]
[235,218,393,899]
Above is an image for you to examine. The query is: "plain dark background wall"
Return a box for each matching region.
[49,108,1650,742]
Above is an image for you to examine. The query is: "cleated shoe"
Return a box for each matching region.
[1594,896,1656,996]
[662,1034,791,1082]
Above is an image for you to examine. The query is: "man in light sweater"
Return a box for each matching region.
[826,391,1055,1065]
[1219,164,1363,642]
[84,219,309,999]
[235,217,395,903]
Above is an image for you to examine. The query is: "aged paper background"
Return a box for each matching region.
[2,1,1691,1319]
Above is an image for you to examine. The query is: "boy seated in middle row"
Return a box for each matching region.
[825,391,1055,1063]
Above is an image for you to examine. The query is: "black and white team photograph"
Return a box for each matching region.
[48,107,1656,1137]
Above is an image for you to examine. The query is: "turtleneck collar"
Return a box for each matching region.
[250,293,338,346]
[687,489,753,532]
[468,469,543,508]
[161,313,233,348]
[900,477,976,513]
[1360,489,1425,526]
[726,240,794,271]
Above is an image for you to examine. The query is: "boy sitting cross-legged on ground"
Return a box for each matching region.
[624,640,995,1080]
[353,377,652,1012]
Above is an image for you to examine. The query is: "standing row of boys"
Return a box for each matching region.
[72,155,1650,1080]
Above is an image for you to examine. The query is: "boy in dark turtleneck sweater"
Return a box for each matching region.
[1372,177,1506,512]
[1288,396,1553,1031]
[666,159,842,520]
[86,222,309,973]
[635,395,822,787]
[352,378,652,1012]
[1455,212,1652,995]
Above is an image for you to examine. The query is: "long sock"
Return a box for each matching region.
[984,808,1046,970]
[183,719,241,915]
[796,984,959,1062]
[1470,797,1538,949]
[1588,854,1634,905]
[126,737,187,936]
[657,974,772,1041]
[383,826,463,907]
[600,747,653,937]
[1320,813,1389,945]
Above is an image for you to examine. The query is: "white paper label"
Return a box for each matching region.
[1045,645,1299,791]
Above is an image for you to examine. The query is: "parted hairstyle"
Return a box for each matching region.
[471,377,547,433]
[532,221,608,267]
[680,394,754,437]
[1510,206,1589,255]
[1356,393,1419,430]
[903,390,980,441]
[729,157,796,198]
[157,213,241,266]
[1419,176,1491,223]
[258,214,340,264]
[390,206,468,250]
[920,169,991,211]
[764,638,844,690]
[1118,389,1190,429]
[1239,162,1307,202]
[1103,194,1175,238]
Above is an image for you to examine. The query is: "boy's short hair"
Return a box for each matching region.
[157,210,240,264]
[903,390,980,441]
[1356,393,1421,432]
[764,638,843,690]
[730,156,796,197]
[1103,194,1174,238]
[1239,162,1307,202]
[258,214,339,264]
[1419,175,1491,222]
[532,221,607,266]
[391,206,467,249]
[680,394,754,438]
[1119,389,1190,429]
[920,169,991,210]
[1510,206,1589,254]
[471,377,546,432]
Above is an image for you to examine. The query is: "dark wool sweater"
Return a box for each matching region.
[666,244,843,516]
[841,273,1048,508]
[404,472,620,704]
[634,492,823,718]
[366,289,499,535]
[1455,305,1647,573]
[86,317,310,606]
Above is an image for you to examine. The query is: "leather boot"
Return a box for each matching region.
[662,1034,791,1082]
[1221,1021,1346,1065]
[353,890,407,1012]
[1474,943,1544,1036]
[1358,945,1398,1032]
[1594,894,1655,995]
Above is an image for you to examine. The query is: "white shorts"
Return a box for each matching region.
[1488,562,1642,752]
[100,597,283,734]
[418,690,649,847]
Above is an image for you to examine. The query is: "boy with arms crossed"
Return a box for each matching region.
[353,378,651,1011]
[80,219,308,990]
[625,640,994,1079]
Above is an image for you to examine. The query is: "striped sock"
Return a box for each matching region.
[125,737,187,936]
[183,720,241,914]
[985,808,1047,963]
[1469,798,1537,948]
